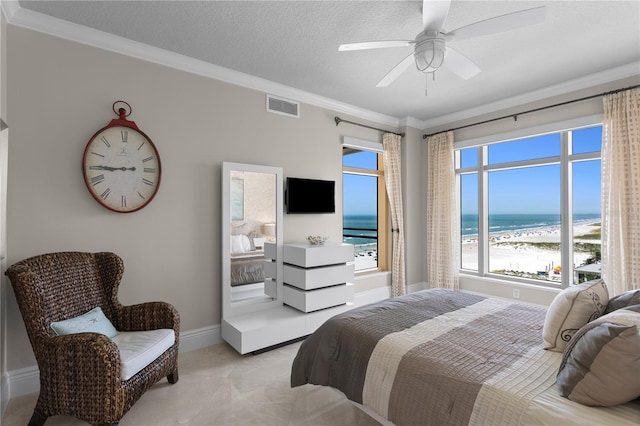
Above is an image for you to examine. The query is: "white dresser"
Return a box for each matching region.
[222,240,356,354]
[283,242,354,312]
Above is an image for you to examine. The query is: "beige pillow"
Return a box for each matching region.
[557,306,640,406]
[542,279,608,352]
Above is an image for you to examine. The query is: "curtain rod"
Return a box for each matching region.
[422,84,640,140]
[335,116,405,137]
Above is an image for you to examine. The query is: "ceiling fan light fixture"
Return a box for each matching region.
[414,34,446,73]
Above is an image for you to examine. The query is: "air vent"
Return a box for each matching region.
[266,95,299,118]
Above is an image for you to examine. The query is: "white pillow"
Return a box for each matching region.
[51,306,119,338]
[542,279,608,352]
[230,234,252,254]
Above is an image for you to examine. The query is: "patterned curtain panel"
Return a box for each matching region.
[383,133,406,297]
[601,87,640,296]
[426,131,459,290]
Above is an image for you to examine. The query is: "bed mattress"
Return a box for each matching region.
[291,289,640,425]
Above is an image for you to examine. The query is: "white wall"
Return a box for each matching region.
[4,25,423,374]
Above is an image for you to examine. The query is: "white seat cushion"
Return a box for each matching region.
[111,329,175,381]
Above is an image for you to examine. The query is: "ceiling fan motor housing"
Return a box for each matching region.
[414,31,446,73]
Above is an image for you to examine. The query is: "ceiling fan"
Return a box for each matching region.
[339,0,546,88]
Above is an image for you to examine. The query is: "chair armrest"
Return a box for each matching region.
[115,302,180,336]
[39,333,121,389]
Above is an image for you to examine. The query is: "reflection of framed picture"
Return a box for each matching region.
[231,178,244,221]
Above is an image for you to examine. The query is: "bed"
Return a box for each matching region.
[291,288,640,425]
[230,252,265,286]
[230,234,265,286]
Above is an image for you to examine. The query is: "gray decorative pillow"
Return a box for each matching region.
[542,279,608,352]
[604,289,640,314]
[557,307,640,406]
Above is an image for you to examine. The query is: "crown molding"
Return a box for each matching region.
[399,116,424,130]
[0,1,19,21]
[417,62,640,131]
[2,3,401,128]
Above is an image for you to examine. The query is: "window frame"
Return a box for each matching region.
[455,115,602,289]
[342,143,389,274]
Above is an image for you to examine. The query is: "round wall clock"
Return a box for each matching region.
[82,101,161,213]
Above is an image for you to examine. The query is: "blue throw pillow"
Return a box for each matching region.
[50,306,118,338]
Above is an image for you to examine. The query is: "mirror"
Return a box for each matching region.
[222,162,283,317]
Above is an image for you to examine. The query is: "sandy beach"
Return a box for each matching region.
[462,220,601,280]
[353,243,378,271]
[351,221,601,279]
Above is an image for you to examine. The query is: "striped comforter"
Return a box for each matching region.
[291,289,559,426]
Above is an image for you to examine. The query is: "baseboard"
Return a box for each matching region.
[1,372,9,418]
[178,324,222,353]
[4,282,425,401]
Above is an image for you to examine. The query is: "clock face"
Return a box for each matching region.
[82,125,161,213]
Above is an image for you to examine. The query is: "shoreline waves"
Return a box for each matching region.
[345,214,601,276]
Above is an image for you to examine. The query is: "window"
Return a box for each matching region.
[457,124,602,288]
[342,147,388,272]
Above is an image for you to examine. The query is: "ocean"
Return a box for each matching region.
[343,213,601,243]
[462,213,601,237]
[343,214,377,246]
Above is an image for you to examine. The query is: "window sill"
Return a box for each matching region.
[459,272,560,306]
[355,267,388,277]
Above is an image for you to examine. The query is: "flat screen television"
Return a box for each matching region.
[285,177,335,214]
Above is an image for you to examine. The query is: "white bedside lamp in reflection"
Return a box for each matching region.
[262,223,276,242]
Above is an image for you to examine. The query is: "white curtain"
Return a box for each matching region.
[383,133,406,297]
[601,87,640,296]
[426,131,459,290]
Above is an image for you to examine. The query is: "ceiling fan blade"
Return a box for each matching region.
[339,40,414,51]
[376,53,415,87]
[423,0,451,32]
[446,6,546,42]
[445,47,481,80]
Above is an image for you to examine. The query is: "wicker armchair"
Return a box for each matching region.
[5,252,180,426]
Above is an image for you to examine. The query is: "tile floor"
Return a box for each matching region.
[2,341,380,425]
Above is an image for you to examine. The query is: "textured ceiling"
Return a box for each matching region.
[16,1,640,125]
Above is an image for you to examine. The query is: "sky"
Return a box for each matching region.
[343,150,378,216]
[343,125,602,217]
[461,125,602,215]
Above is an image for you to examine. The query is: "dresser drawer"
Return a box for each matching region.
[264,278,277,298]
[283,263,353,290]
[264,242,277,260]
[263,259,276,279]
[284,242,354,267]
[283,283,354,313]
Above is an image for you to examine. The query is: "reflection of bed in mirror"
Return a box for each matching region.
[230,252,264,286]
[230,234,265,286]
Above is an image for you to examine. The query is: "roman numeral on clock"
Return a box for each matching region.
[100,187,111,200]
[143,167,156,173]
[121,130,128,143]
[100,136,110,147]
[90,174,105,186]
[121,195,127,208]
[142,178,154,186]
[142,156,154,163]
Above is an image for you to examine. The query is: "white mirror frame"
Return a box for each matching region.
[221,162,284,318]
